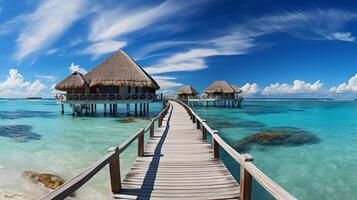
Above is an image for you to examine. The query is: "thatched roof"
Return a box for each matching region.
[84,50,160,89]
[231,85,243,93]
[176,85,198,95]
[204,80,240,94]
[55,71,88,91]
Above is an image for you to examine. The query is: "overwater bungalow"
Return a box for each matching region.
[55,50,160,116]
[187,80,243,108]
[175,85,198,100]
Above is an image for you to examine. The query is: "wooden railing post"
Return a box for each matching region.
[240,154,254,200]
[107,147,121,194]
[212,130,219,158]
[201,120,207,140]
[196,118,200,129]
[150,121,155,137]
[192,114,196,123]
[138,130,144,157]
[158,115,163,127]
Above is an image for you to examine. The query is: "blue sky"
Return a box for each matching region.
[0,0,357,98]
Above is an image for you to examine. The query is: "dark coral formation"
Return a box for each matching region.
[0,125,41,142]
[234,127,320,152]
[23,171,65,190]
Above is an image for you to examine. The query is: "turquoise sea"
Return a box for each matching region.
[0,99,356,199]
[194,99,357,200]
[0,99,162,200]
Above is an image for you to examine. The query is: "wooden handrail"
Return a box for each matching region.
[40,101,171,200]
[174,99,296,200]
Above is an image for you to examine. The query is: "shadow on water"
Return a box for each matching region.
[116,117,137,123]
[0,125,41,142]
[230,127,320,152]
[0,110,54,119]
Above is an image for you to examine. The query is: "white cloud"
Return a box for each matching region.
[330,73,357,93]
[16,0,88,60]
[328,32,355,42]
[84,40,127,59]
[241,83,261,95]
[69,63,87,74]
[262,80,323,95]
[0,69,47,97]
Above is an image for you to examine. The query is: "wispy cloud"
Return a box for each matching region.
[327,32,355,42]
[15,0,89,60]
[86,0,207,58]
[35,74,57,82]
[144,34,255,74]
[84,40,127,59]
[152,75,183,89]
[144,8,357,75]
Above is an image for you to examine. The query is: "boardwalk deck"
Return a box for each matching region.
[113,101,240,199]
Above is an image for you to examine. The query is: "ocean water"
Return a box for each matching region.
[1,99,356,200]
[0,99,162,200]
[194,99,357,200]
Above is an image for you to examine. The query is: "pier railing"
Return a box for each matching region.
[55,93,157,102]
[39,101,170,200]
[175,99,296,200]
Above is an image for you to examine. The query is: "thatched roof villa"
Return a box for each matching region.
[204,80,242,99]
[55,50,160,116]
[176,85,198,100]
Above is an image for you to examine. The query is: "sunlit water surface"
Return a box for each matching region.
[194,99,357,200]
[0,99,162,200]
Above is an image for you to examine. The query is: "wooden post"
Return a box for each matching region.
[107,147,121,194]
[240,154,254,200]
[158,115,163,127]
[126,104,130,116]
[143,103,146,115]
[104,104,107,116]
[196,118,200,129]
[212,130,219,158]
[61,104,64,114]
[192,114,195,123]
[147,103,149,113]
[150,121,155,137]
[201,120,206,140]
[140,103,143,116]
[138,130,144,157]
[135,103,138,115]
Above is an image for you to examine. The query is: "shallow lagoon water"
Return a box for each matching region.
[0,99,162,199]
[194,99,357,200]
[0,99,356,199]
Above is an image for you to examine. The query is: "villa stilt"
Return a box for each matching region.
[55,50,160,116]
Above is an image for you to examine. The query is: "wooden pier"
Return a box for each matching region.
[40,100,296,200]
